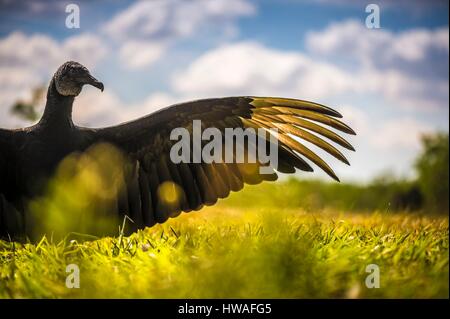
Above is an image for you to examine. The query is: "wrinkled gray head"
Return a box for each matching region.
[54,61,104,96]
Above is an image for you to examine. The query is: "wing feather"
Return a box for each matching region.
[90,96,355,232]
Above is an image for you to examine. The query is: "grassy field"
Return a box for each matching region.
[0,182,448,299]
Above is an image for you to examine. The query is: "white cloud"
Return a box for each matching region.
[171,31,449,113]
[172,41,361,100]
[102,0,255,69]
[306,20,449,111]
[371,118,433,151]
[0,31,108,72]
[338,105,370,136]
[73,89,124,128]
[103,0,255,41]
[138,92,180,114]
[0,32,60,72]
[118,41,167,70]
[306,20,449,66]
[63,33,109,70]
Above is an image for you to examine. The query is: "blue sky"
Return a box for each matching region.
[0,0,448,182]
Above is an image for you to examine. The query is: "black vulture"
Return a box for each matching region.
[0,61,355,240]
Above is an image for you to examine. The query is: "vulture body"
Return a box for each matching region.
[0,61,355,240]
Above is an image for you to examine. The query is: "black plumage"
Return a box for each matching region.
[0,61,356,240]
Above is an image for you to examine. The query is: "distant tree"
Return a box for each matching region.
[415,133,449,212]
[10,86,44,122]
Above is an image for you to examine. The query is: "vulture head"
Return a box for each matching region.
[53,61,104,97]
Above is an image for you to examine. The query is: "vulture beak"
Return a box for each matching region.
[84,74,104,92]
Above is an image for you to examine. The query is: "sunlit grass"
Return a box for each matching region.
[1,145,448,298]
[0,201,448,298]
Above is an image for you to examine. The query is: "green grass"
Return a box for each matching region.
[1,191,448,299]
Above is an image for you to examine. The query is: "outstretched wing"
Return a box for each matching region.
[91,97,356,232]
